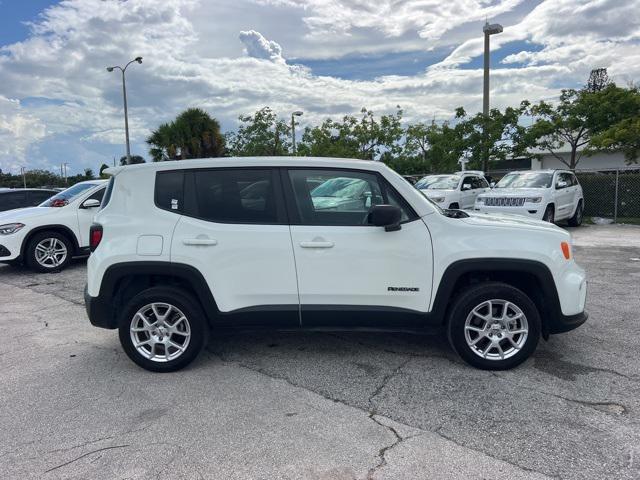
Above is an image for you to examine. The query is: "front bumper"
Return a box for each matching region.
[547,310,588,334]
[0,233,23,261]
[474,205,544,219]
[84,285,118,329]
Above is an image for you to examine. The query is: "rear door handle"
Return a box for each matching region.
[300,241,334,248]
[182,238,218,246]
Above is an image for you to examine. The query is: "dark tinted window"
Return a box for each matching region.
[28,190,56,205]
[0,191,28,211]
[86,187,105,203]
[155,171,184,212]
[101,177,114,209]
[288,169,413,226]
[556,172,572,189]
[186,169,278,224]
[472,176,489,189]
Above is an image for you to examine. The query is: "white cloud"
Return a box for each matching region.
[0,0,638,173]
[239,30,286,63]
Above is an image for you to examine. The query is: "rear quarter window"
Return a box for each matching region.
[155,171,184,213]
[100,177,115,209]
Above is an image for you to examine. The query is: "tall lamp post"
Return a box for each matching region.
[482,22,502,172]
[107,56,143,165]
[291,110,303,155]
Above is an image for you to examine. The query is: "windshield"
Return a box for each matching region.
[311,178,365,198]
[415,175,460,190]
[39,183,96,207]
[495,172,553,189]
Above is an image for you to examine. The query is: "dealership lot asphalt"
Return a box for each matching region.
[1,224,639,479]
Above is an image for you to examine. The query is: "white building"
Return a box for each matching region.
[530,148,630,171]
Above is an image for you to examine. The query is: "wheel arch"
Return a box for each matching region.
[431,258,562,339]
[21,224,81,258]
[98,261,218,328]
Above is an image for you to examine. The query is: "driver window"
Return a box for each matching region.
[287,169,408,226]
[462,177,473,190]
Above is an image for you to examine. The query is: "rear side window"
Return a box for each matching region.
[184,169,279,224]
[155,171,184,212]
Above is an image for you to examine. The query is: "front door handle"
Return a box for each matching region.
[300,241,334,248]
[183,238,218,246]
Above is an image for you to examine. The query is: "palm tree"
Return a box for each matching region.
[147,108,225,161]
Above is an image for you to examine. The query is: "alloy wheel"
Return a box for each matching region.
[464,299,529,360]
[130,302,191,363]
[34,237,68,269]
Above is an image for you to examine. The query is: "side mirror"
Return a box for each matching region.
[462,183,472,191]
[368,204,402,232]
[81,199,101,209]
[556,180,568,189]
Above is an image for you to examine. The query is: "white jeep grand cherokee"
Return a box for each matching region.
[415,171,490,210]
[85,158,588,372]
[475,170,584,225]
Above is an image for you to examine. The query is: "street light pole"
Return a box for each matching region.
[107,57,143,165]
[482,22,503,172]
[291,110,303,155]
[20,167,26,189]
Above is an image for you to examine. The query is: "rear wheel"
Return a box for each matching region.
[447,282,541,370]
[118,287,208,372]
[568,201,583,227]
[26,231,72,273]
[542,205,555,223]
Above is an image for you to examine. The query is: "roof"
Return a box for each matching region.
[105,156,382,176]
[506,169,572,174]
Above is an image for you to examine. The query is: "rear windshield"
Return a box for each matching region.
[39,183,96,207]
[495,172,553,189]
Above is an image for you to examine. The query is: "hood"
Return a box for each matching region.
[0,206,53,223]
[461,210,566,234]
[479,188,546,198]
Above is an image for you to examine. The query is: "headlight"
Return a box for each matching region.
[476,197,485,204]
[0,223,25,235]
[431,197,445,203]
[526,197,542,203]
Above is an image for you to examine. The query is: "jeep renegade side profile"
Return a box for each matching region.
[85,157,588,372]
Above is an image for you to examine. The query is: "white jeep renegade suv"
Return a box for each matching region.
[85,157,588,372]
[475,170,584,225]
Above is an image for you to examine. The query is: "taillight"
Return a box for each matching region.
[89,224,103,252]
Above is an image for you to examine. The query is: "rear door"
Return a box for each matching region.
[285,168,433,329]
[169,168,299,327]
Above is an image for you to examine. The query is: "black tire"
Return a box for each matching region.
[25,231,73,273]
[447,282,541,370]
[568,201,583,227]
[542,205,555,223]
[449,202,460,209]
[118,287,208,372]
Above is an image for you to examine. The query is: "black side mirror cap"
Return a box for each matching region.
[368,204,402,232]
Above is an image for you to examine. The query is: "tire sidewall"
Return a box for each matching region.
[118,287,208,372]
[26,231,73,273]
[543,205,554,223]
[447,283,541,370]
[569,201,583,226]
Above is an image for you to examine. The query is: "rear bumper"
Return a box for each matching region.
[84,285,118,329]
[547,310,588,334]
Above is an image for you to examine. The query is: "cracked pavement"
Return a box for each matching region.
[1,224,639,479]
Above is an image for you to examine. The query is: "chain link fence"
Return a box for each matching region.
[404,167,640,224]
[574,168,640,224]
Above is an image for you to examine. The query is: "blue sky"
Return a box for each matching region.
[0,0,639,176]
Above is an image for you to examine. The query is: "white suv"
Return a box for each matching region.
[0,180,107,272]
[85,158,588,372]
[475,170,584,225]
[415,171,490,210]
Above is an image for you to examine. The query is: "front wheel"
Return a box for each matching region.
[26,231,73,273]
[119,287,208,372]
[447,282,541,370]
[542,205,555,223]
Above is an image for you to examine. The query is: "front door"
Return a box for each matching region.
[284,168,433,328]
[554,172,574,220]
[169,168,299,327]
[459,176,476,209]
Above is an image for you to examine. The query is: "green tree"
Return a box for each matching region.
[147,108,225,161]
[298,108,404,160]
[456,102,530,172]
[398,121,465,174]
[226,107,290,156]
